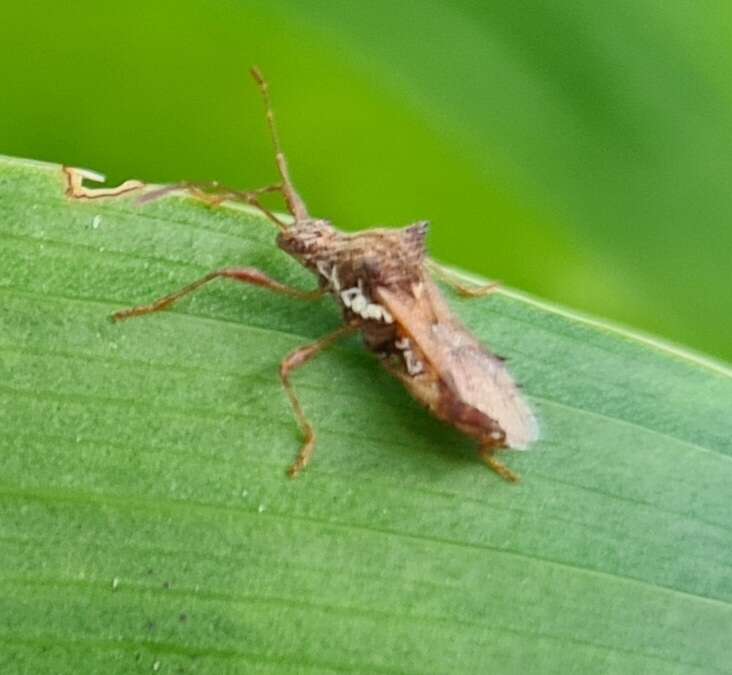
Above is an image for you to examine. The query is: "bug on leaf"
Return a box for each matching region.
[113,67,539,482]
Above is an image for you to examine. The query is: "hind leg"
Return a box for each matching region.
[478,444,520,483]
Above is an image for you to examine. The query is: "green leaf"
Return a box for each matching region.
[1,155,730,674]
[2,1,731,361]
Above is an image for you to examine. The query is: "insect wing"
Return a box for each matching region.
[376,282,538,449]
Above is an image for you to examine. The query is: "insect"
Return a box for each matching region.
[112,67,539,482]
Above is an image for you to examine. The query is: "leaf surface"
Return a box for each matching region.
[1,156,730,674]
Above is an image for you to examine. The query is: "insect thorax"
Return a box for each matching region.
[278,219,432,375]
[276,219,338,259]
[306,222,431,366]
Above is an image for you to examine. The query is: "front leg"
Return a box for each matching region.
[113,267,324,321]
[280,323,359,477]
[138,181,291,231]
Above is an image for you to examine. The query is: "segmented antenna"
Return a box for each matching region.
[250,66,309,222]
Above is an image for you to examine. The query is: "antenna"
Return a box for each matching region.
[250,66,310,222]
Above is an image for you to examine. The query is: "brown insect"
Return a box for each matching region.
[113,67,539,482]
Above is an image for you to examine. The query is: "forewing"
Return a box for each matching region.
[376,282,538,449]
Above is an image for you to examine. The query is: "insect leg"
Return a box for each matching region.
[427,260,499,299]
[138,181,290,231]
[138,181,281,205]
[478,445,520,483]
[112,268,325,321]
[280,323,359,478]
[250,66,310,222]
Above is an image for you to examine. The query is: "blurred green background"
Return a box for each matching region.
[2,1,730,361]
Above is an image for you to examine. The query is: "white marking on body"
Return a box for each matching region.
[362,304,377,320]
[316,262,341,291]
[363,304,384,320]
[490,431,503,441]
[403,350,424,375]
[394,335,423,374]
[351,294,367,314]
[340,286,362,307]
[340,281,394,323]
